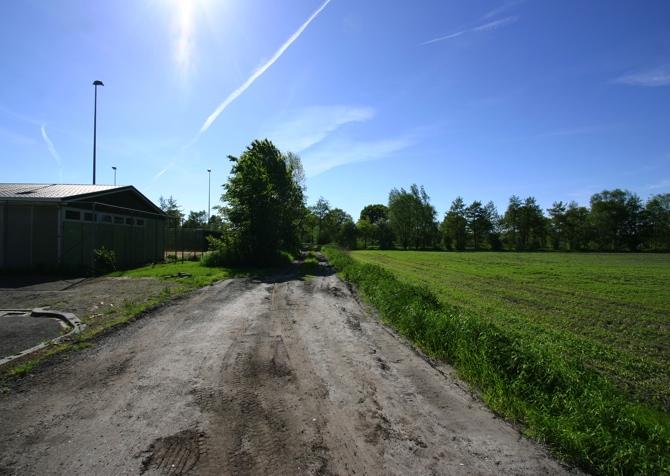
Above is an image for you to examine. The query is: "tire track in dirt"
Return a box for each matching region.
[0,264,576,475]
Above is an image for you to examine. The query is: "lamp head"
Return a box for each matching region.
[93,80,104,86]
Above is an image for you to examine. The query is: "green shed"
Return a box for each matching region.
[0,183,167,271]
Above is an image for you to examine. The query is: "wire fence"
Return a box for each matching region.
[164,221,223,263]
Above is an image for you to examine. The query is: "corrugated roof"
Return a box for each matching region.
[0,183,124,199]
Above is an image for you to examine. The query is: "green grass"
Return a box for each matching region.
[351,250,670,410]
[109,260,249,288]
[325,247,670,475]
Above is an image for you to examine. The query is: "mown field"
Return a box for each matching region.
[352,251,670,411]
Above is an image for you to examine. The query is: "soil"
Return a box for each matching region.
[0,276,179,322]
[0,262,575,475]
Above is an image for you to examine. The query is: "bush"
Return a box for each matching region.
[202,235,293,268]
[93,246,116,274]
[322,246,670,475]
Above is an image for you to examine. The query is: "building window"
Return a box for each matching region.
[125,217,134,225]
[65,210,81,220]
[100,215,112,223]
[113,216,124,224]
[136,218,145,226]
[84,212,94,221]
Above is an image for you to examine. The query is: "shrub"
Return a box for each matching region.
[93,246,116,274]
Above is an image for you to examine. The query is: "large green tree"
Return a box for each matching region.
[645,193,670,250]
[310,197,331,245]
[465,200,492,250]
[388,185,438,250]
[182,210,207,228]
[547,201,567,250]
[441,197,467,250]
[222,139,305,263]
[563,201,592,250]
[358,204,391,249]
[388,188,417,249]
[590,189,644,251]
[159,195,184,227]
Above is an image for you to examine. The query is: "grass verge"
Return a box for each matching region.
[323,246,670,475]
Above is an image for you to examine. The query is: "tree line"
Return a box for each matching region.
[159,138,668,258]
[305,186,670,252]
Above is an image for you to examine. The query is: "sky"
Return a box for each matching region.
[1,0,669,220]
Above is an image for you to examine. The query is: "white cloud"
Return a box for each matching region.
[40,125,61,167]
[268,106,375,153]
[302,136,413,177]
[197,0,333,137]
[421,16,518,46]
[614,67,670,87]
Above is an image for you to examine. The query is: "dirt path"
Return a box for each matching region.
[0,265,573,475]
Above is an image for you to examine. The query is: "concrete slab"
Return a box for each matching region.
[0,312,64,359]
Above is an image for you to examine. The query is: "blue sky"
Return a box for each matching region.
[1,0,669,220]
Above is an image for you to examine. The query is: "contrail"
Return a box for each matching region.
[40,124,62,167]
[198,0,332,136]
[421,15,518,46]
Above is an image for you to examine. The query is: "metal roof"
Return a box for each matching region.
[0,183,166,216]
[0,183,124,200]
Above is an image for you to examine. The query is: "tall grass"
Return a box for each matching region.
[323,246,670,475]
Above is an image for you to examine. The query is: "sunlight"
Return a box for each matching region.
[168,0,214,75]
[174,0,194,72]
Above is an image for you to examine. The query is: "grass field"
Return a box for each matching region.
[351,251,670,412]
[325,247,670,473]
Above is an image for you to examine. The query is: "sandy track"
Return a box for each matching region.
[0,266,573,475]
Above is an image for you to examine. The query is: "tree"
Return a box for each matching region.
[388,185,438,250]
[359,204,390,248]
[159,195,184,227]
[310,197,331,245]
[360,204,388,224]
[521,197,547,250]
[465,201,492,250]
[412,185,439,249]
[388,188,416,249]
[182,210,207,228]
[441,197,467,250]
[590,189,644,251]
[356,219,375,249]
[222,139,305,264]
[483,201,502,250]
[547,201,567,250]
[322,208,354,246]
[502,195,522,250]
[376,219,395,249]
[208,214,225,232]
[501,196,546,250]
[645,193,670,250]
[564,202,592,250]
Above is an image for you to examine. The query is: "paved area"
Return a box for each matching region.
[0,311,64,359]
[0,275,178,323]
[0,267,574,475]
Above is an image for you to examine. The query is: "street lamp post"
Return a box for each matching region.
[207,169,212,228]
[112,166,117,185]
[92,80,104,185]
